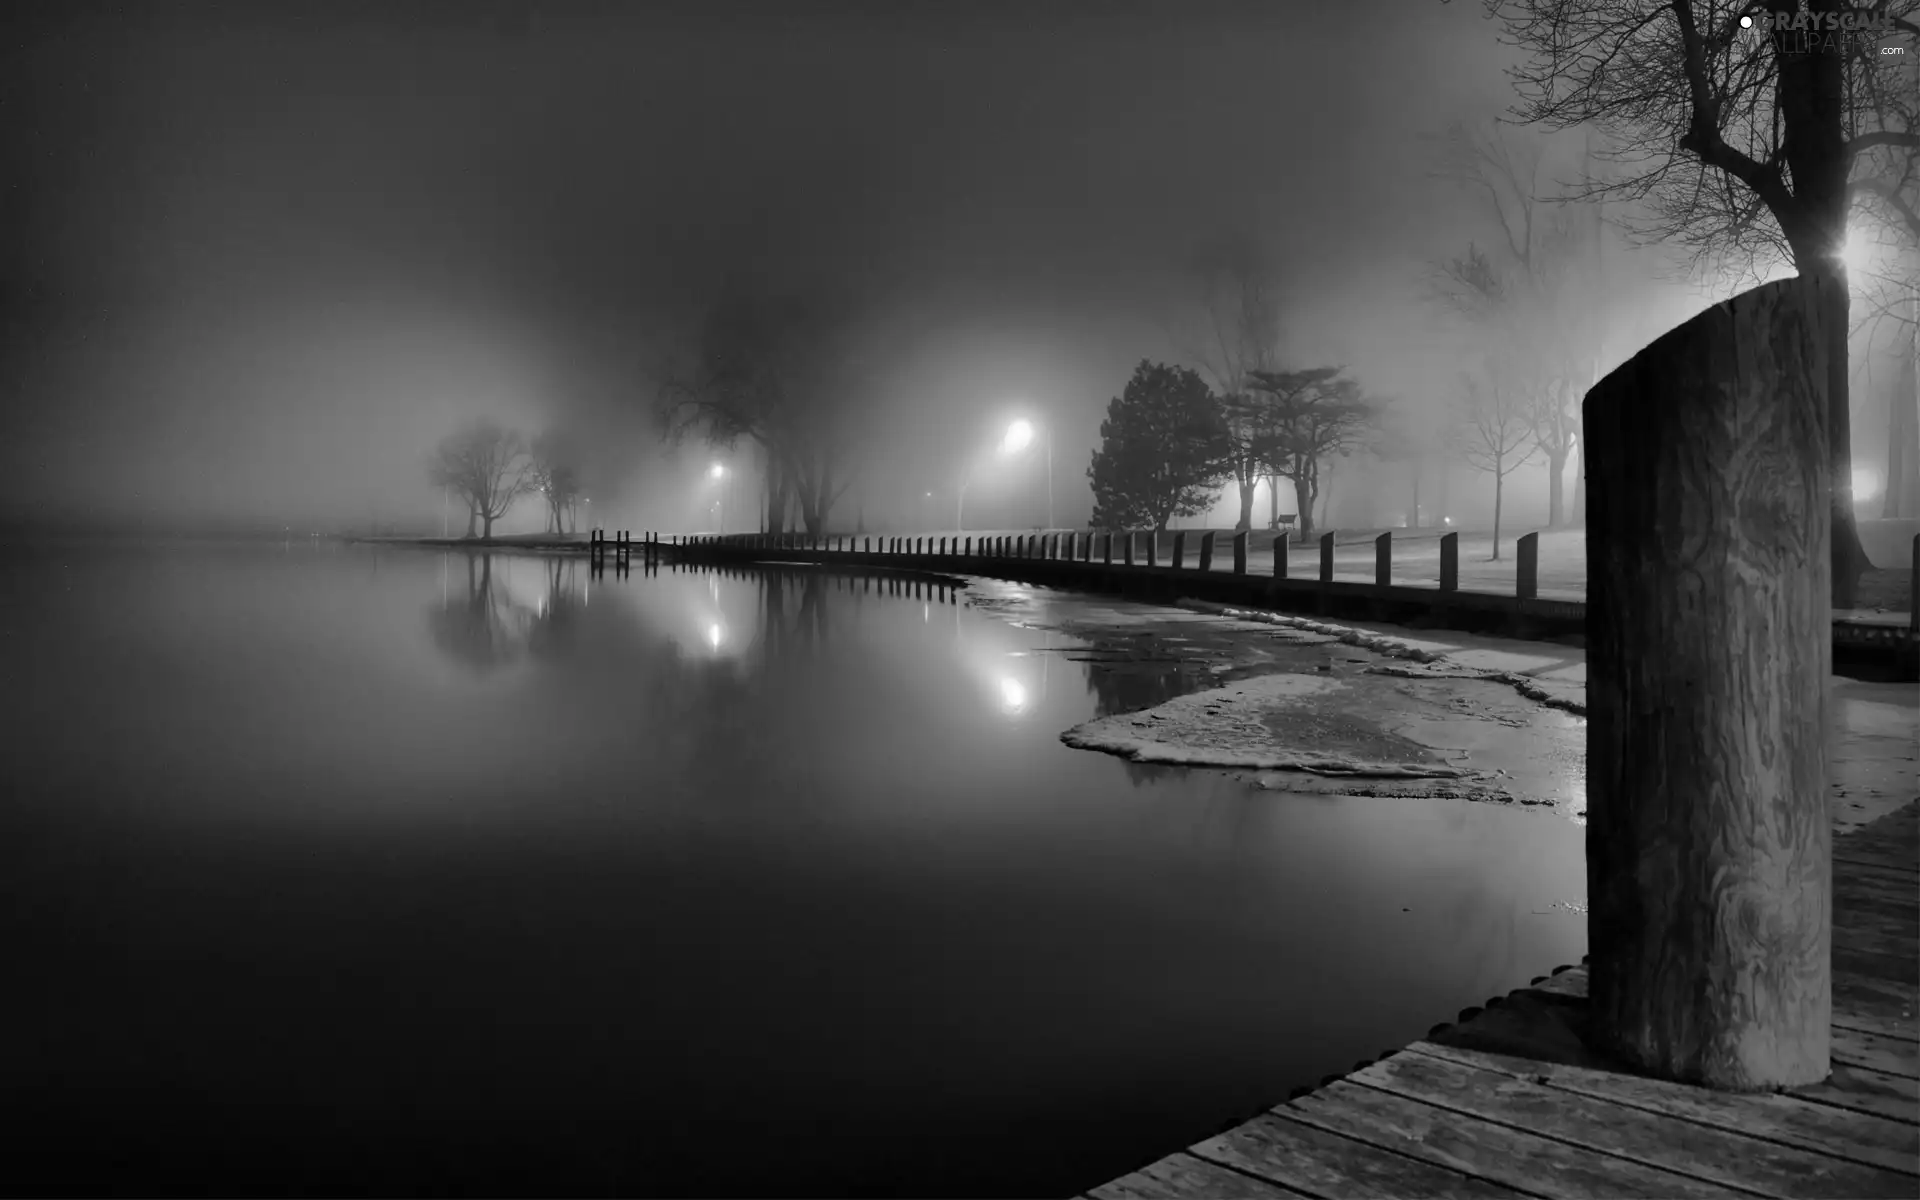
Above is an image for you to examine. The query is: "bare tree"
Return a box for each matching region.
[1466,0,1920,603]
[1429,121,1603,528]
[427,420,533,539]
[1176,241,1285,530]
[1456,357,1542,559]
[527,431,584,534]
[657,287,869,538]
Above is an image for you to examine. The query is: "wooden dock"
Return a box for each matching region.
[1088,801,1920,1199]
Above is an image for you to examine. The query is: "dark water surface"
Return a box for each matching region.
[2,540,1585,1196]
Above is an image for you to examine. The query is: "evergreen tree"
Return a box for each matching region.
[1087,361,1231,531]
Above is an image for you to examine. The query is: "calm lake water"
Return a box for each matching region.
[1,539,1586,1196]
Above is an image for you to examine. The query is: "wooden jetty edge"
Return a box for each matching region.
[1086,801,1920,1200]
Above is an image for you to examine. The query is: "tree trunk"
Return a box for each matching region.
[1490,468,1504,561]
[1292,473,1314,540]
[1571,439,1586,526]
[1885,336,1917,519]
[482,510,495,539]
[1235,469,1256,531]
[1546,445,1567,528]
[1584,275,1832,1090]
[1774,9,1865,607]
[1815,260,1868,606]
[766,456,791,536]
[1267,473,1281,529]
[1317,456,1334,531]
[465,505,478,538]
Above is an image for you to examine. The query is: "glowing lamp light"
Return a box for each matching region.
[709,464,726,480]
[1853,466,1882,501]
[999,676,1029,713]
[706,622,725,649]
[1001,419,1035,455]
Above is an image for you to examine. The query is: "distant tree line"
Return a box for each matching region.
[426,421,584,538]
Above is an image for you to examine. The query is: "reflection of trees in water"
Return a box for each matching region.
[527,556,586,660]
[426,554,538,672]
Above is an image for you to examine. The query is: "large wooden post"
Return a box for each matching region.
[1273,533,1289,579]
[1440,531,1458,591]
[1170,531,1185,569]
[1232,531,1248,574]
[1102,533,1113,565]
[1585,275,1833,1090]
[1123,532,1136,567]
[1198,531,1216,571]
[1319,532,1335,582]
[1375,532,1392,587]
[1516,531,1539,600]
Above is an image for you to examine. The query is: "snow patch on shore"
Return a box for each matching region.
[1177,599,1590,716]
[1059,671,1473,779]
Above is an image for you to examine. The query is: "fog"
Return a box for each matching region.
[0,0,1717,536]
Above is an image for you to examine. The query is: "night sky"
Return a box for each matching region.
[0,0,1680,533]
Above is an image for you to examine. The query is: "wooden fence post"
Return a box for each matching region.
[1586,274,1833,1089]
[1102,532,1113,564]
[1144,531,1158,567]
[1375,531,1392,587]
[1912,532,1918,633]
[1169,531,1185,569]
[1198,531,1216,571]
[1123,532,1136,566]
[1232,530,1248,574]
[1516,531,1539,600]
[1440,531,1458,591]
[1319,531,1336,582]
[1273,533,1288,579]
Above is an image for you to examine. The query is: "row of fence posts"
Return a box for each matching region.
[643,527,1573,600]
[617,527,1920,636]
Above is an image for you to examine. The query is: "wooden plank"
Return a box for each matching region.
[1407,1041,1920,1181]
[1281,1077,1745,1199]
[1835,873,1920,915]
[1836,875,1920,913]
[1836,1025,1920,1079]
[1366,1046,1917,1197]
[1790,1061,1920,1124]
[1834,885,1919,924]
[1834,890,1920,933]
[1089,1152,1310,1200]
[1189,1111,1530,1199]
[1833,848,1920,875]
[1833,858,1920,888]
[1832,969,1919,1034]
[1834,936,1920,987]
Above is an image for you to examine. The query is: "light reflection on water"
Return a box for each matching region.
[1,542,1586,1196]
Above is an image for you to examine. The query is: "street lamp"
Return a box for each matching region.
[1001,418,1053,530]
[707,463,729,532]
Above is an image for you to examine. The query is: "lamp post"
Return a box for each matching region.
[1001,418,1053,530]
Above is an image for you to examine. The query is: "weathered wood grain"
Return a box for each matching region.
[1361,1047,1917,1197]
[1792,1061,1920,1123]
[1407,1041,1920,1179]
[1089,1152,1309,1199]
[1189,1112,1529,1199]
[1282,1077,1742,1198]
[1831,857,1920,887]
[1585,276,1836,1089]
[1834,1025,1920,1078]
